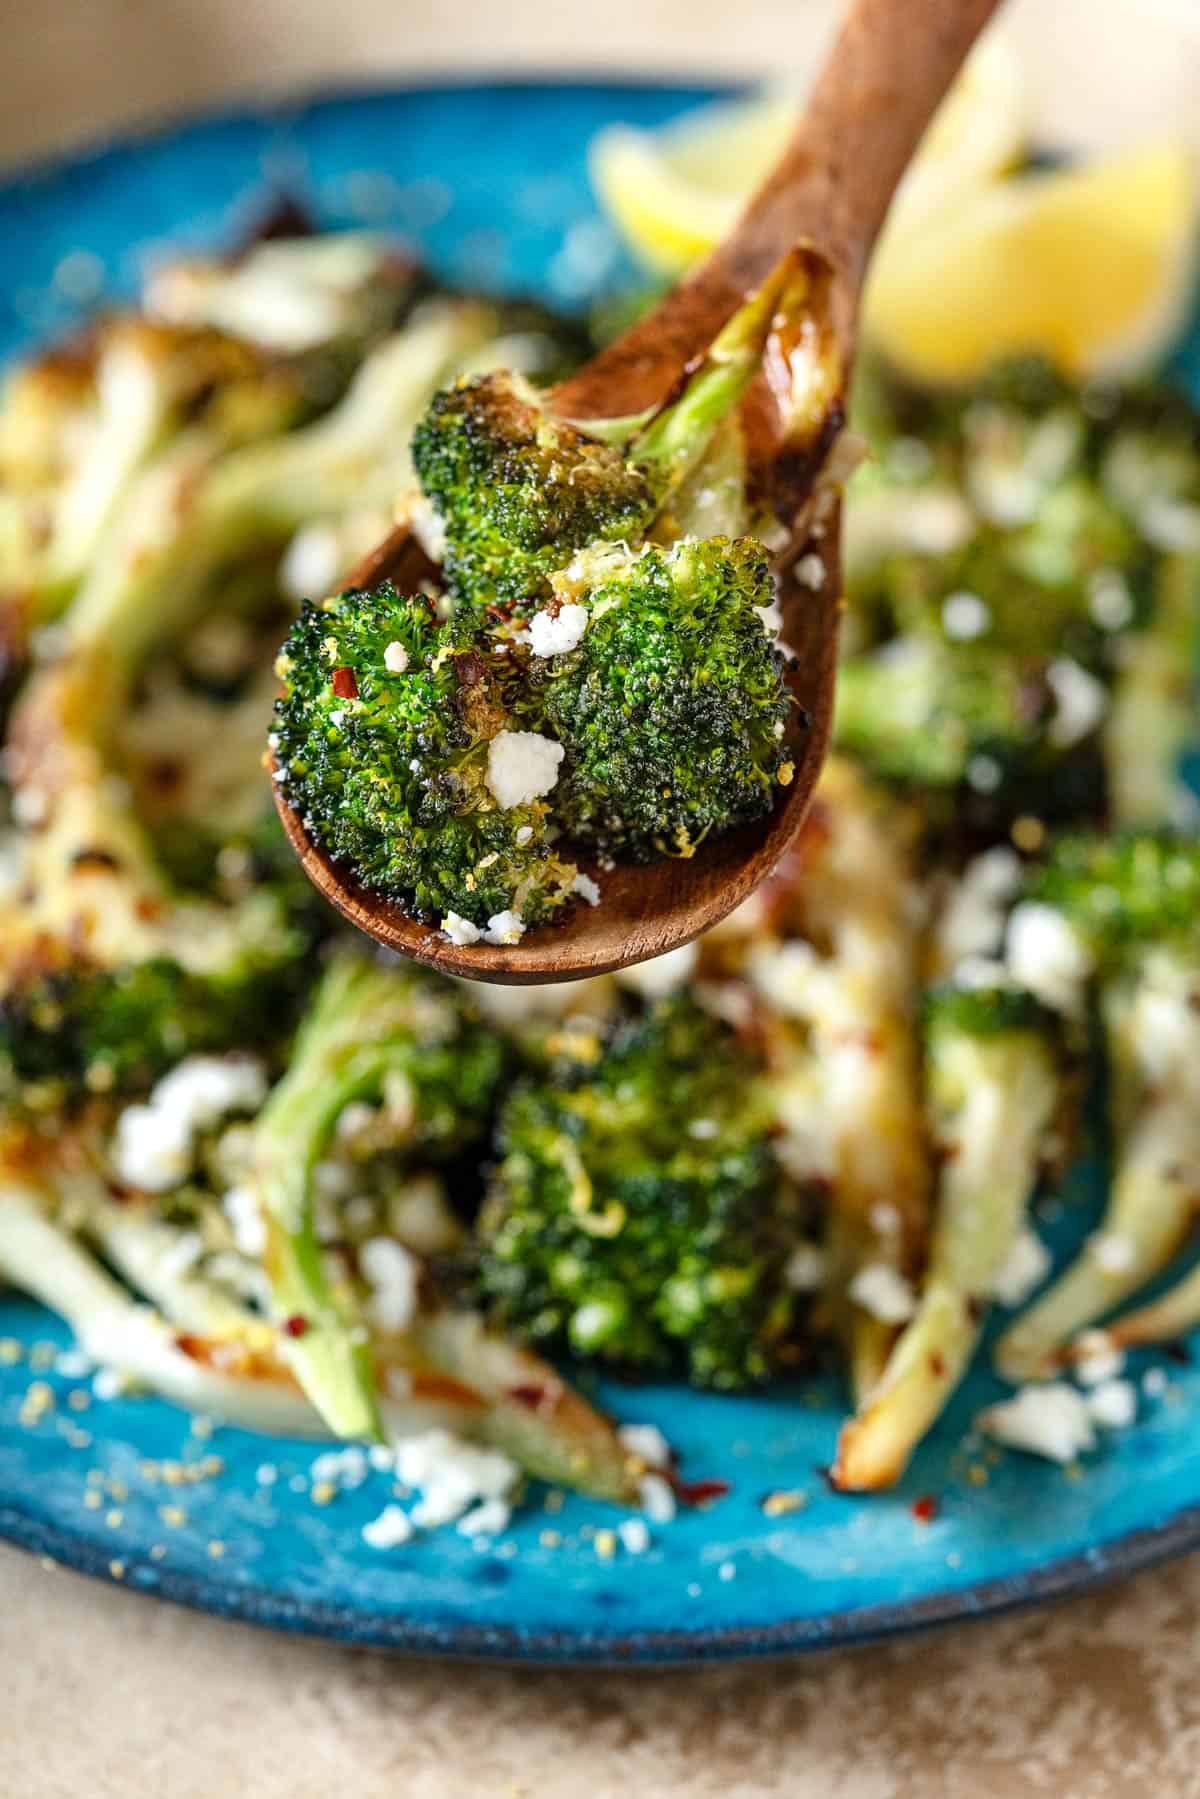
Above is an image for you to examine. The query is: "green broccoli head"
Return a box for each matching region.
[834,634,1055,793]
[1024,831,1200,959]
[541,538,794,861]
[924,977,1059,1048]
[411,371,658,613]
[476,996,799,1390]
[0,889,317,1111]
[271,581,578,929]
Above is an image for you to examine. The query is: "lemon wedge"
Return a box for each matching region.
[591,34,1027,278]
[865,141,1198,384]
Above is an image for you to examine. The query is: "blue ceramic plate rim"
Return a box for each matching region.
[4,1487,1200,1664]
[2,75,1200,1665]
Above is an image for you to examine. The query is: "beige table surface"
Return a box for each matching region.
[5,3,1200,1795]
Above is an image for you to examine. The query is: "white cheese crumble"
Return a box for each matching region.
[639,1472,677,1523]
[310,1445,369,1490]
[941,590,991,641]
[442,911,482,946]
[359,1237,419,1332]
[936,847,1022,968]
[383,640,410,674]
[1005,903,1093,1017]
[572,872,602,907]
[392,1429,518,1529]
[618,1518,650,1555]
[361,1504,414,1550]
[796,552,825,590]
[279,523,341,601]
[456,1498,511,1538]
[618,1423,672,1468]
[989,1228,1052,1307]
[1073,1330,1125,1386]
[978,1382,1095,1464]
[1090,1233,1137,1276]
[617,941,698,1000]
[113,1056,267,1192]
[1086,1378,1137,1430]
[485,730,564,809]
[1046,657,1108,749]
[484,910,526,946]
[784,1244,827,1293]
[529,603,588,657]
[848,1263,917,1324]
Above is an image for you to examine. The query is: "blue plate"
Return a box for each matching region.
[3,80,1200,1665]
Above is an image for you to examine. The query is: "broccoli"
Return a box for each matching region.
[834,979,1063,1490]
[248,950,506,1435]
[996,832,1200,1378]
[272,582,579,927]
[541,537,792,859]
[1104,551,1200,832]
[476,995,800,1390]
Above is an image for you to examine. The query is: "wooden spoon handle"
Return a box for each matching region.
[554,0,1002,420]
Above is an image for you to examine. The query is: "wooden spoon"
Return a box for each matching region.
[275,0,1001,983]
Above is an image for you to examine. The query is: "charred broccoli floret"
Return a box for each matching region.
[412,370,659,613]
[272,582,578,929]
[541,538,792,858]
[477,997,799,1390]
[1023,831,1200,960]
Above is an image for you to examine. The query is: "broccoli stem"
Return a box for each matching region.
[835,1020,1058,1489]
[1104,551,1200,831]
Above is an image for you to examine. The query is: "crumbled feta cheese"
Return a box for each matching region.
[442,911,482,946]
[784,1244,826,1292]
[870,1201,901,1238]
[796,552,825,590]
[1089,570,1135,632]
[639,1472,677,1523]
[989,1228,1052,1307]
[1143,1367,1169,1399]
[618,1518,650,1555]
[529,603,588,657]
[11,786,47,826]
[689,1118,718,1140]
[485,730,564,809]
[848,1263,916,1324]
[310,1445,369,1489]
[1090,1233,1137,1277]
[1046,657,1108,749]
[55,1348,93,1379]
[755,599,784,636]
[279,523,341,601]
[1086,1379,1137,1431]
[1141,496,1200,553]
[936,847,1022,968]
[1073,1330,1125,1386]
[618,1423,672,1468]
[941,590,990,641]
[383,640,410,674]
[113,1055,267,1192]
[978,1382,1095,1463]
[456,1498,511,1538]
[965,753,1003,794]
[222,1183,266,1256]
[484,910,526,946]
[515,825,534,847]
[359,1237,419,1332]
[572,872,602,907]
[1005,903,1092,1017]
[361,1504,414,1550]
[617,941,697,1000]
[392,1429,518,1529]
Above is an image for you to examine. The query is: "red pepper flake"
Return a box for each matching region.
[331,666,358,700]
[671,1476,730,1508]
[507,1383,550,1411]
[911,1494,938,1524]
[283,1314,310,1338]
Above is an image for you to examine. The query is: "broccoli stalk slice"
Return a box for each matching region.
[1103,1260,1200,1353]
[834,989,1060,1490]
[996,954,1200,1380]
[248,952,506,1440]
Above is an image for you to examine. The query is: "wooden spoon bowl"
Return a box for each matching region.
[274,0,1000,983]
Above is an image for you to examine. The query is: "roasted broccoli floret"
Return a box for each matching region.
[272,582,578,928]
[1023,831,1200,960]
[248,950,507,1436]
[834,978,1063,1489]
[834,635,1054,792]
[541,538,792,859]
[477,996,799,1390]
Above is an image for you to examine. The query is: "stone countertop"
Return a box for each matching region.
[4,1540,1200,1797]
[3,3,1200,1794]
